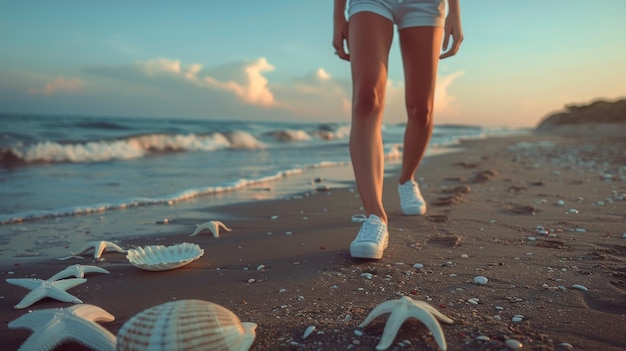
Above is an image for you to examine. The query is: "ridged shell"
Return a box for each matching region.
[126,242,204,271]
[117,299,257,351]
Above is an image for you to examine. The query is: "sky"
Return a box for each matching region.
[1,1,625,128]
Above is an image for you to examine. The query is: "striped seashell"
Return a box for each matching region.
[116,299,257,351]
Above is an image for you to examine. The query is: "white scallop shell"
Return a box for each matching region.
[117,299,257,351]
[126,242,204,271]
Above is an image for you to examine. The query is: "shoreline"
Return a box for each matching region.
[0,139,472,266]
[1,131,625,350]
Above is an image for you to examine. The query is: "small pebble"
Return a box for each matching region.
[247,278,256,284]
[278,288,287,293]
[575,228,586,233]
[559,342,574,349]
[413,263,424,269]
[556,200,565,206]
[506,339,523,350]
[568,208,579,214]
[302,325,316,339]
[475,336,490,341]
[473,276,488,285]
[353,329,364,336]
[571,284,588,291]
[512,316,523,323]
[467,298,480,305]
[360,273,373,280]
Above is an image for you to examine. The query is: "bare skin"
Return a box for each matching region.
[333,0,463,225]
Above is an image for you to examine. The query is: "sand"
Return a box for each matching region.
[1,130,625,351]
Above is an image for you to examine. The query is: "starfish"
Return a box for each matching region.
[47,264,110,282]
[59,240,127,260]
[6,278,86,309]
[8,304,116,351]
[359,296,454,351]
[189,220,232,238]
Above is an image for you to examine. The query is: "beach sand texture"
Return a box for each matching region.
[1,131,625,350]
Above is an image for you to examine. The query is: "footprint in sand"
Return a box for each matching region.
[473,169,499,183]
[425,214,449,223]
[426,235,461,248]
[453,161,479,168]
[506,204,540,215]
[508,185,527,193]
[432,194,465,206]
[442,185,472,195]
[433,185,472,206]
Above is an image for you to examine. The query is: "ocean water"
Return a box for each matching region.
[0,114,521,225]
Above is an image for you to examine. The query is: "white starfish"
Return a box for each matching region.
[47,264,110,282]
[8,304,116,351]
[59,240,127,260]
[6,278,86,309]
[189,220,232,238]
[359,296,454,351]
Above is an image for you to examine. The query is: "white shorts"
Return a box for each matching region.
[348,0,446,29]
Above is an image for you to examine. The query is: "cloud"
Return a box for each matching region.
[201,58,278,107]
[142,58,182,76]
[273,68,351,118]
[85,57,280,109]
[18,57,462,123]
[434,71,464,115]
[28,77,85,95]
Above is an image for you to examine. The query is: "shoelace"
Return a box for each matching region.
[351,214,385,241]
[351,214,368,223]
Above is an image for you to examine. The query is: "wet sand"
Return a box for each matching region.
[1,131,625,350]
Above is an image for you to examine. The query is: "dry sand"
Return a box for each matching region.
[1,131,625,351]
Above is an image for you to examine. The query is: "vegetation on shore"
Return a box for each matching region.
[536,98,626,129]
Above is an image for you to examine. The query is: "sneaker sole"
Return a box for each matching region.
[401,206,427,216]
[350,246,384,259]
[349,238,389,260]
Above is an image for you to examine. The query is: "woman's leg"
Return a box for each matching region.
[397,26,443,184]
[348,12,394,224]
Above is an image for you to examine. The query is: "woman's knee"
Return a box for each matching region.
[353,89,385,117]
[406,103,434,126]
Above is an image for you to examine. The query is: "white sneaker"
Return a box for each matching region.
[398,180,427,215]
[349,214,388,259]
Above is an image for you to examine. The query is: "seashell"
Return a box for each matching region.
[117,299,256,351]
[571,284,588,291]
[126,242,203,271]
